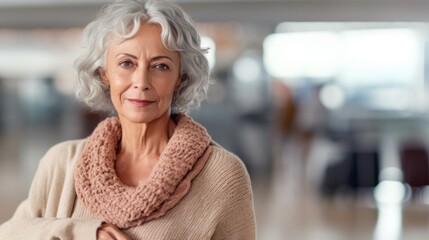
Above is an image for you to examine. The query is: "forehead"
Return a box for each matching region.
[108,23,174,55]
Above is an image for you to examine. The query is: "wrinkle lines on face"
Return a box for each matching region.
[101,23,181,124]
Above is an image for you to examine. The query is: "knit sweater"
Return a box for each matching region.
[0,139,256,240]
[75,115,213,228]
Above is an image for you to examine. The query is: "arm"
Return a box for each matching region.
[0,218,102,240]
[0,141,103,240]
[211,155,257,240]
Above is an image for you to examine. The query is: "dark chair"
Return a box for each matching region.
[321,149,379,196]
[400,144,429,188]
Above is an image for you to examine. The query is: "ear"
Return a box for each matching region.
[99,68,109,86]
[175,73,187,90]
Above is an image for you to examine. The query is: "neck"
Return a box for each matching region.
[118,113,176,161]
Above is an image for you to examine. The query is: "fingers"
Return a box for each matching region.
[97,229,116,240]
[108,225,130,240]
[97,223,130,240]
[111,229,131,240]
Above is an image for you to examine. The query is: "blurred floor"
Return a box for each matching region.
[253,136,429,240]
[1,133,429,240]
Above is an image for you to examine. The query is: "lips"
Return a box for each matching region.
[127,98,155,107]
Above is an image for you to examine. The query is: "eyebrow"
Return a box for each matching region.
[151,55,173,62]
[116,53,138,59]
[116,53,174,62]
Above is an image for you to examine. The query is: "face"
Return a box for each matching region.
[100,23,181,124]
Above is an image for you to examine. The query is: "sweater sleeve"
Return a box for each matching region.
[0,141,103,240]
[0,218,102,240]
[211,153,257,240]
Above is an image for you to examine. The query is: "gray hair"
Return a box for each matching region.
[74,0,209,113]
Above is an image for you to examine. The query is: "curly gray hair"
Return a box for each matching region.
[74,0,209,113]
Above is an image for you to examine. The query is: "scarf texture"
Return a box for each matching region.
[74,114,211,229]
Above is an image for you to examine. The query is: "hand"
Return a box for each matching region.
[97,223,131,240]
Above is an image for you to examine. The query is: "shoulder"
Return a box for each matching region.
[208,142,248,174]
[38,139,86,174]
[202,142,253,196]
[44,139,86,157]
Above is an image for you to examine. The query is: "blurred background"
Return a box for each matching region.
[1,0,429,239]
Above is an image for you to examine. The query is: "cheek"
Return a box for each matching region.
[108,72,131,94]
[110,80,127,92]
[159,82,178,99]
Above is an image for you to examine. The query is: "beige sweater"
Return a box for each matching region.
[0,139,256,240]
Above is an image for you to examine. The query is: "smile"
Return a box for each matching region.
[127,98,156,107]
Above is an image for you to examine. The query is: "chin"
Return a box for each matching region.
[120,110,170,124]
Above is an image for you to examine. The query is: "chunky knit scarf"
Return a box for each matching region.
[74,114,212,229]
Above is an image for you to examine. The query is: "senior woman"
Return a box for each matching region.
[0,0,255,239]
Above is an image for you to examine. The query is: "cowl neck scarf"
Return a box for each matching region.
[74,114,212,229]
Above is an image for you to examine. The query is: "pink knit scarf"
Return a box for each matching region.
[74,114,211,229]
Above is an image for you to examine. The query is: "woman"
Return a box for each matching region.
[0,0,256,239]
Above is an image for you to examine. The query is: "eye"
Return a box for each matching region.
[154,63,170,71]
[119,60,134,69]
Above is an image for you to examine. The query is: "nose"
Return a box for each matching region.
[132,67,151,90]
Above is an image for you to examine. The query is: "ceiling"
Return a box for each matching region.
[1,0,429,29]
